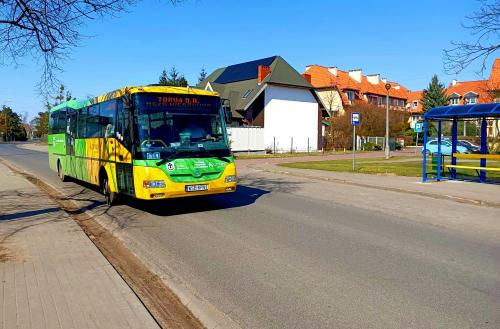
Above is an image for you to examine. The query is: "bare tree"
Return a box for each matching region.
[321,85,342,149]
[0,0,180,93]
[444,0,500,74]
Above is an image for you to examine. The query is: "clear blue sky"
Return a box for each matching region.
[0,0,495,120]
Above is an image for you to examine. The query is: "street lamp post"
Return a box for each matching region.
[385,83,391,159]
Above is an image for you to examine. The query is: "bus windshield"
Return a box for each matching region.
[134,93,230,160]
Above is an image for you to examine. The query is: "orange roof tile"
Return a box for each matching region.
[304,65,410,106]
[488,58,500,90]
[406,90,423,113]
[446,80,493,104]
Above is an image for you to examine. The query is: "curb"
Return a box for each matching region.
[250,164,500,209]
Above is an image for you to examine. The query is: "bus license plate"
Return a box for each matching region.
[185,184,209,192]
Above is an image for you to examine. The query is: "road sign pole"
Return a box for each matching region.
[352,125,356,171]
[415,131,419,154]
[351,111,360,172]
[413,122,423,155]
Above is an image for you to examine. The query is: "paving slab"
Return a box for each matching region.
[0,162,160,329]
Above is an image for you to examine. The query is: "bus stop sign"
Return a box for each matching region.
[351,112,360,126]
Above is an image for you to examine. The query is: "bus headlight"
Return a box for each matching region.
[225,175,237,183]
[143,180,166,189]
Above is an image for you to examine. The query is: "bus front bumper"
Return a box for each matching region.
[133,164,237,200]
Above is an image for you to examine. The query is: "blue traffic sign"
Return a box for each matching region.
[414,122,423,133]
[351,112,361,126]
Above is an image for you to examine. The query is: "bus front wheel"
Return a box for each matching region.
[57,160,67,182]
[101,174,117,206]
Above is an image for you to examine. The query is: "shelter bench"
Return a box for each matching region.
[445,153,500,177]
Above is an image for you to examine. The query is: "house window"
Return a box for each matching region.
[346,91,355,102]
[367,95,379,105]
[450,97,459,105]
[412,101,418,108]
[465,96,477,104]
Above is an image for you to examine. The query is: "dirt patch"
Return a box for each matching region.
[1,160,205,329]
[0,242,24,263]
[0,245,13,262]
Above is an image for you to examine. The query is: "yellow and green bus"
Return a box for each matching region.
[48,86,237,205]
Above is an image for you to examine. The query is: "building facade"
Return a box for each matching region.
[303,65,409,115]
[198,56,326,152]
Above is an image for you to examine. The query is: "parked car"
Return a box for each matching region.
[458,140,481,153]
[423,139,470,155]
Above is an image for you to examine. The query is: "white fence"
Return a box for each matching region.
[227,127,265,152]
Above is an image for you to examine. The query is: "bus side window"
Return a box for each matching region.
[57,109,67,134]
[49,111,58,134]
[77,107,87,138]
[86,105,100,138]
[100,100,117,138]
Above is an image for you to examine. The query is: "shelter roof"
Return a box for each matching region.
[424,103,500,119]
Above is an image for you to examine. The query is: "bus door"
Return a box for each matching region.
[101,101,116,163]
[66,109,77,176]
[115,100,135,196]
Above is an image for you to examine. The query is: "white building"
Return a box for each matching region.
[198,56,327,152]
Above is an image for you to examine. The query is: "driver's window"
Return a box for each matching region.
[116,100,131,148]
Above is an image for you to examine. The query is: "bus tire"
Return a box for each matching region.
[57,160,67,182]
[101,173,117,206]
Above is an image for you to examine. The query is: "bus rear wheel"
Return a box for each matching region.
[57,160,67,182]
[102,175,117,206]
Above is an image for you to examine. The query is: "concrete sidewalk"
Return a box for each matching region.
[250,162,500,207]
[0,162,160,329]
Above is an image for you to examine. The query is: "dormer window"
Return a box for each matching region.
[346,91,356,104]
[463,92,478,104]
[450,97,459,105]
[464,96,477,104]
[412,101,418,108]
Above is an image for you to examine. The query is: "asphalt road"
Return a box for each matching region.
[1,143,499,329]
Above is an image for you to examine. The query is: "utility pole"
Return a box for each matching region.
[385,83,391,159]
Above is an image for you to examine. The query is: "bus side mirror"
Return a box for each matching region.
[224,107,232,125]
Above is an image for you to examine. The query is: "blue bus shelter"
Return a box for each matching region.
[422,103,500,183]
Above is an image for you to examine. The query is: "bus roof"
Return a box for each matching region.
[50,99,88,112]
[49,86,219,112]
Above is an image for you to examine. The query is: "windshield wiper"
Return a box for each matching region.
[193,149,231,162]
[215,156,231,163]
[156,149,180,166]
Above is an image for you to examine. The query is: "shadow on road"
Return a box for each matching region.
[64,173,306,219]
[0,207,60,221]
[129,184,270,216]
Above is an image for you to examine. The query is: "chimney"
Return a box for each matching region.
[303,73,312,83]
[258,65,271,83]
[366,74,380,85]
[452,79,457,86]
[348,69,362,83]
[327,67,338,76]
